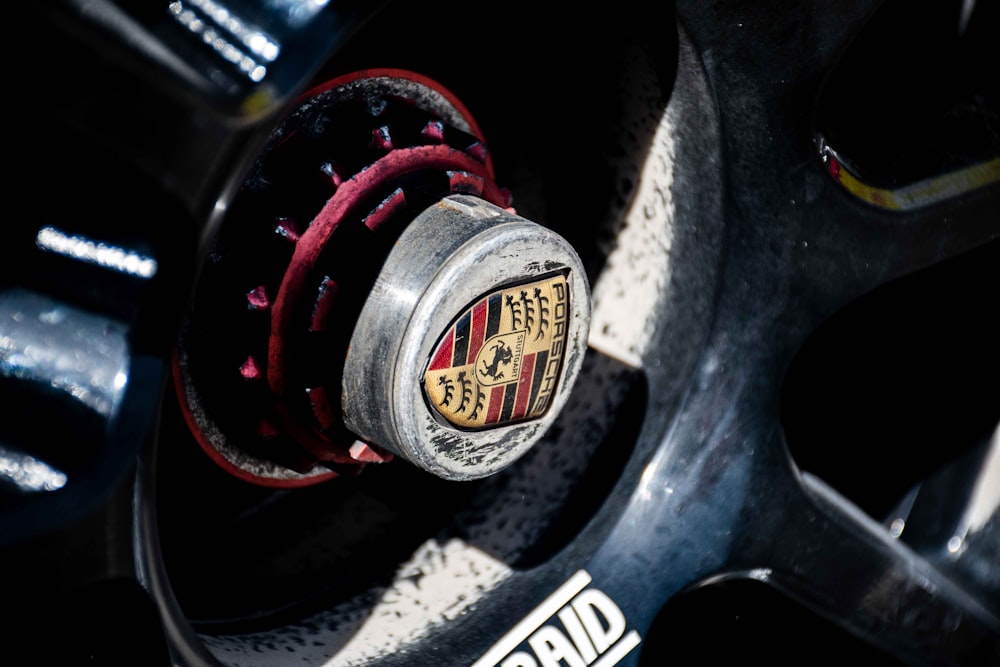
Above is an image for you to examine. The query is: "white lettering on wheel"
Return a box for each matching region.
[473,570,641,667]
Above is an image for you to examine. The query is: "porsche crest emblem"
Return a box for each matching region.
[424,274,570,429]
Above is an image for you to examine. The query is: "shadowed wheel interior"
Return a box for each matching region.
[2,1,997,666]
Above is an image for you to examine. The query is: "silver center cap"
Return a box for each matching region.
[342,194,590,480]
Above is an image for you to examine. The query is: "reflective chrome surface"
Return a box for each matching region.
[0,289,129,419]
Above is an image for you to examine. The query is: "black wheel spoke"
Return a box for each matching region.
[759,472,1000,666]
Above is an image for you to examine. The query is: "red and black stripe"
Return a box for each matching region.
[452,312,471,366]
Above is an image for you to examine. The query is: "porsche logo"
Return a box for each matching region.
[424,274,570,429]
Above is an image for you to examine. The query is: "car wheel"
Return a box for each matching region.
[3,1,997,666]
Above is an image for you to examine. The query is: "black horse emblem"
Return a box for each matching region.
[479,340,514,381]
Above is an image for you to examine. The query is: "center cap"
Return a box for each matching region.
[342,194,590,480]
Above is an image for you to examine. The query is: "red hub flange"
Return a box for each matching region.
[173,69,512,487]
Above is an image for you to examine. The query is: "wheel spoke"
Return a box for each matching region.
[677,0,999,321]
[743,471,999,666]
